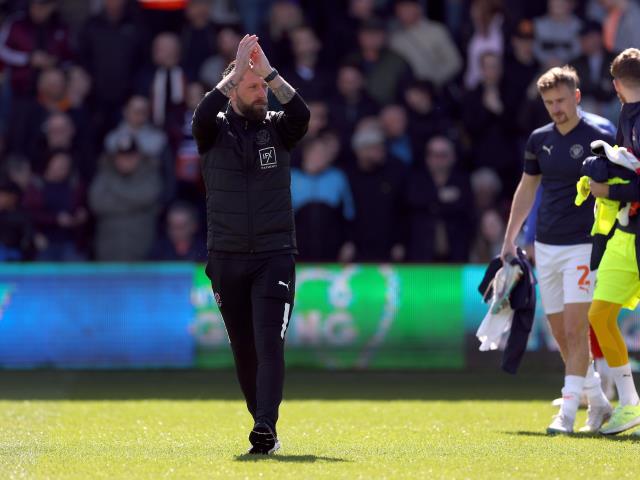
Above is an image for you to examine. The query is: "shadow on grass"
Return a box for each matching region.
[0,370,567,401]
[235,454,348,463]
[505,431,640,442]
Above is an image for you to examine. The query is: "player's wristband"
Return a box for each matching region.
[264,69,279,83]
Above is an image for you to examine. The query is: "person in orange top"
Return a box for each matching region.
[600,0,640,53]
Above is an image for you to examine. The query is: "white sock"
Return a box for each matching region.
[560,375,585,421]
[611,363,640,406]
[583,363,609,407]
[595,357,612,379]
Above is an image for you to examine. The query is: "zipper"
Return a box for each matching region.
[244,120,254,253]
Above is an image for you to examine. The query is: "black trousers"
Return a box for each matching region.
[205,253,295,433]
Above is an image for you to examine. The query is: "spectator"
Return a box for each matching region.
[470,166,503,213]
[390,0,462,89]
[463,51,519,194]
[1,154,32,194]
[324,0,378,66]
[572,20,617,117]
[379,104,413,165]
[24,150,87,261]
[600,0,640,53]
[470,208,505,263]
[306,100,329,139]
[199,24,242,88]
[105,95,169,159]
[29,111,94,182]
[291,136,355,261]
[346,18,413,105]
[402,80,455,161]
[0,0,73,97]
[89,134,162,261]
[404,135,474,262]
[0,176,33,260]
[78,0,150,140]
[259,0,304,71]
[282,25,330,101]
[345,119,407,262]
[464,0,504,90]
[503,19,540,136]
[174,82,205,205]
[533,0,582,67]
[328,63,379,150]
[149,200,206,261]
[180,0,217,82]
[66,65,92,109]
[138,32,187,132]
[9,67,68,155]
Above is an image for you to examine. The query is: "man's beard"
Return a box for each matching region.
[237,97,268,122]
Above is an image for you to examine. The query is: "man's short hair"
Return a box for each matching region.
[222,60,236,79]
[536,65,580,93]
[611,48,640,88]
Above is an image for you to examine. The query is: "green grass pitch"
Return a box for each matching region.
[0,370,638,479]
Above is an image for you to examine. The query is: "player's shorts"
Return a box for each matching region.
[593,229,640,310]
[535,241,594,315]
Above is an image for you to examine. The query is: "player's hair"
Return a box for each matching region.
[536,66,580,93]
[610,48,640,88]
[222,60,236,79]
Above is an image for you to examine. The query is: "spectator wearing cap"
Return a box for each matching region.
[600,0,640,53]
[345,17,413,105]
[404,135,474,262]
[464,0,504,90]
[533,0,582,67]
[572,20,617,116]
[149,200,206,261]
[24,150,88,261]
[0,177,34,261]
[291,135,355,261]
[180,0,217,82]
[503,20,540,125]
[89,134,162,261]
[0,0,73,97]
[390,0,462,89]
[345,118,407,262]
[78,0,150,141]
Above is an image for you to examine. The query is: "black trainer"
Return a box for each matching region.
[248,423,281,454]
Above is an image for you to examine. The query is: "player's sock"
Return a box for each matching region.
[595,357,615,399]
[583,363,609,407]
[588,300,627,366]
[610,363,640,406]
[560,375,585,422]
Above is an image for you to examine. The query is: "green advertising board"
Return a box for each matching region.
[191,264,465,369]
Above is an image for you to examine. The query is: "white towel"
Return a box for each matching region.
[476,307,513,351]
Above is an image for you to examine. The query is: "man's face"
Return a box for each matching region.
[168,210,196,243]
[125,97,150,129]
[541,85,580,126]
[30,1,56,24]
[480,53,503,85]
[358,29,386,52]
[337,66,363,97]
[232,70,268,122]
[425,137,455,173]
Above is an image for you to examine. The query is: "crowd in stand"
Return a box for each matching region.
[0,0,638,263]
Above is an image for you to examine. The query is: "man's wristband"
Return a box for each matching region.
[264,69,279,83]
